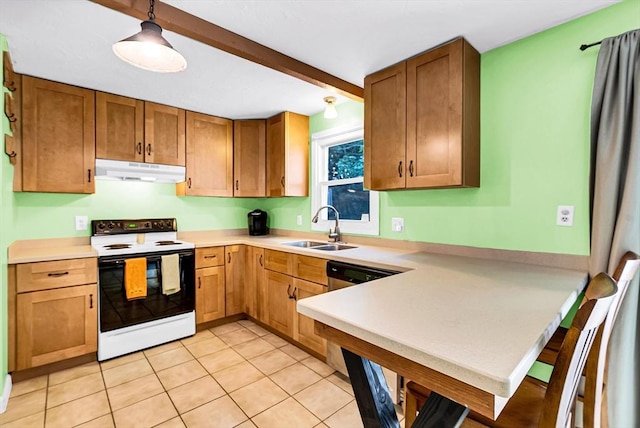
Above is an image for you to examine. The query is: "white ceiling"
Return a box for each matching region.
[0,0,617,119]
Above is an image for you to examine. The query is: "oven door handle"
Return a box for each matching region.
[98,250,194,266]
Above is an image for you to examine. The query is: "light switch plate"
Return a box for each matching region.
[391,217,404,232]
[556,205,574,227]
[75,215,88,231]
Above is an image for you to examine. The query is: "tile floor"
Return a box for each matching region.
[1,320,404,428]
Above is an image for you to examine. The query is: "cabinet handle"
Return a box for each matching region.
[409,160,414,177]
[259,254,263,267]
[198,277,202,289]
[89,294,93,309]
[227,253,231,263]
[235,180,239,190]
[48,271,69,277]
[146,143,152,156]
[398,161,403,178]
[280,176,285,187]
[204,255,216,259]
[291,288,298,301]
[287,284,291,297]
[187,177,192,189]
[136,142,142,155]
[88,169,92,183]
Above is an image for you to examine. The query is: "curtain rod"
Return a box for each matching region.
[580,40,602,51]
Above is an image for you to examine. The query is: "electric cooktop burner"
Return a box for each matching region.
[104,244,132,250]
[156,241,179,246]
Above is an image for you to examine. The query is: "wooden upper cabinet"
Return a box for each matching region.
[96,93,144,162]
[181,111,233,196]
[145,101,186,166]
[21,76,95,193]
[364,62,407,191]
[266,112,309,197]
[364,37,480,190]
[233,119,266,197]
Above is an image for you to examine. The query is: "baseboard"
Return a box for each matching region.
[0,374,12,414]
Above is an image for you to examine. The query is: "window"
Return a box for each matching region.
[311,125,379,236]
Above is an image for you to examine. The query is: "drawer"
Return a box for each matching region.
[265,249,293,275]
[196,247,225,268]
[293,255,328,285]
[16,258,97,293]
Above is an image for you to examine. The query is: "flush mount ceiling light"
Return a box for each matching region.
[112,0,187,73]
[324,96,338,119]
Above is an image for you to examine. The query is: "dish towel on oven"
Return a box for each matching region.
[124,257,147,300]
[161,254,181,296]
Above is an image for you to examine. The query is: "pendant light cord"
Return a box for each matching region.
[148,0,156,21]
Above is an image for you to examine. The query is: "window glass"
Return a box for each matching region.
[327,140,364,181]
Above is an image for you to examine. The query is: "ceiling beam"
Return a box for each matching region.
[90,0,364,101]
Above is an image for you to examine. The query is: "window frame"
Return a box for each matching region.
[310,124,379,236]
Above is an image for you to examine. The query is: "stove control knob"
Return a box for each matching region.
[108,222,115,230]
[145,222,151,228]
[97,222,105,230]
[165,220,173,229]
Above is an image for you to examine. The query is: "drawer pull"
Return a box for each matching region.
[204,255,217,259]
[198,277,202,289]
[89,294,93,309]
[47,271,69,277]
[259,254,263,267]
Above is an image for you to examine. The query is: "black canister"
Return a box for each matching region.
[248,209,268,235]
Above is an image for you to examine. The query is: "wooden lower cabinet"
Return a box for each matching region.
[225,245,245,316]
[266,270,294,336]
[245,246,265,321]
[16,284,97,370]
[293,278,327,357]
[196,266,226,323]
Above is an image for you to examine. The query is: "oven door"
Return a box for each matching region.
[98,249,195,333]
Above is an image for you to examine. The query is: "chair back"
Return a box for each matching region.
[539,272,618,428]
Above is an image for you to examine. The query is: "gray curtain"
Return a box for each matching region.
[589,29,640,427]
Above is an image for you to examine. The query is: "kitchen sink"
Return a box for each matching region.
[282,241,357,251]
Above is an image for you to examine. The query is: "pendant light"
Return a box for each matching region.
[323,96,338,119]
[112,0,187,73]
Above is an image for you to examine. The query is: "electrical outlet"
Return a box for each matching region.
[556,206,574,227]
[75,215,88,231]
[391,217,404,232]
[296,215,303,226]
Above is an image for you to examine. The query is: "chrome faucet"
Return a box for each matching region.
[312,205,341,242]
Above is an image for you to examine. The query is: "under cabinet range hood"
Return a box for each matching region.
[94,159,186,183]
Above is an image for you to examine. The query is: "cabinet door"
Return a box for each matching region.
[96,92,144,162]
[195,247,224,269]
[234,120,266,197]
[144,102,186,166]
[225,245,245,316]
[16,284,97,370]
[245,246,265,320]
[22,76,95,193]
[293,278,327,357]
[264,250,293,275]
[266,112,309,197]
[266,270,294,336]
[183,111,233,196]
[364,62,406,191]
[196,266,225,324]
[293,255,327,285]
[406,38,479,188]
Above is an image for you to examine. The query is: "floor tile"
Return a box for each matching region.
[49,361,101,386]
[209,322,244,336]
[315,424,329,428]
[112,393,178,428]
[180,329,215,346]
[0,410,44,428]
[294,379,353,420]
[249,349,297,375]
[106,373,164,411]
[157,360,208,390]
[76,414,115,427]
[323,401,363,428]
[326,373,354,395]
[45,390,110,428]
[237,319,256,328]
[244,324,269,337]
[252,397,320,428]
[9,375,47,398]
[212,361,265,393]
[280,343,311,361]
[102,358,154,388]
[167,375,225,414]
[198,348,245,374]
[181,395,247,428]
[261,333,289,348]
[147,347,194,372]
[47,372,105,408]
[218,328,258,346]
[184,336,229,358]
[233,338,275,359]
[99,352,145,371]
[230,378,288,418]
[144,341,184,357]
[155,417,186,428]
[0,388,46,424]
[269,362,322,395]
[235,420,256,428]
[300,356,335,377]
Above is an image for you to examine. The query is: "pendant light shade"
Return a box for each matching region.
[323,96,338,119]
[113,1,187,73]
